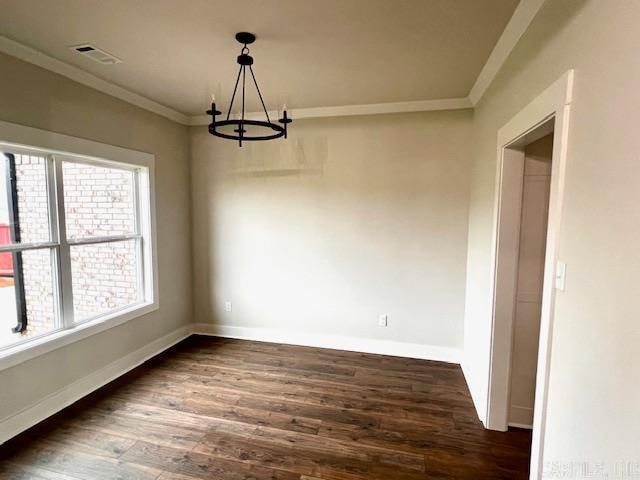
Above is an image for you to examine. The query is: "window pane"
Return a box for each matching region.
[0,248,58,349]
[71,239,140,322]
[63,162,136,240]
[0,153,51,246]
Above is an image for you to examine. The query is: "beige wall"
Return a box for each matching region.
[463,0,640,469]
[0,52,192,420]
[190,110,472,350]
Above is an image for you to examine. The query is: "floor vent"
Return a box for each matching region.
[70,44,122,65]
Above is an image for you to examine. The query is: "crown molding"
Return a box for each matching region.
[0,34,471,125]
[188,97,472,126]
[469,0,548,105]
[0,35,190,125]
[2,0,544,126]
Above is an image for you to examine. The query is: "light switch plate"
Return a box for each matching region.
[378,314,388,327]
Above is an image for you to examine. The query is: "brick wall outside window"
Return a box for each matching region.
[9,157,138,340]
[15,156,54,338]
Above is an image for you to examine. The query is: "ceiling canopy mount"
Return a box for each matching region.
[235,31,256,45]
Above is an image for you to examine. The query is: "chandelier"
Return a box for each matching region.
[206,32,292,147]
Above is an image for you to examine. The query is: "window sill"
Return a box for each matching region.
[0,301,158,372]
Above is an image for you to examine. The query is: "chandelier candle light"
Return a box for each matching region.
[206,32,292,147]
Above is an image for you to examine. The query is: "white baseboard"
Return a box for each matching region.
[508,404,534,429]
[192,323,462,364]
[0,325,191,445]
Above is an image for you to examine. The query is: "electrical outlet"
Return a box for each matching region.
[378,314,388,327]
[224,301,232,312]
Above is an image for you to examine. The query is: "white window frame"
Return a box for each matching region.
[0,120,158,372]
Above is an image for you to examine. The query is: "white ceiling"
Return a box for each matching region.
[0,0,519,117]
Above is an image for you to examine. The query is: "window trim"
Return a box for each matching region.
[0,120,158,372]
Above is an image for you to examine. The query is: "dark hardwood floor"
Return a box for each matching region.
[0,336,531,479]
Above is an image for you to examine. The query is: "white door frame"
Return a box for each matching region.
[485,70,574,479]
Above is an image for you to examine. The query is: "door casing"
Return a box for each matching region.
[485,70,574,480]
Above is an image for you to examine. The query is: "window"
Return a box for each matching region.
[62,161,141,322]
[0,146,155,353]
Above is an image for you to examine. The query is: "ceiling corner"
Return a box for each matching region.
[469,0,548,106]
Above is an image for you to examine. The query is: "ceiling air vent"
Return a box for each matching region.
[70,44,122,65]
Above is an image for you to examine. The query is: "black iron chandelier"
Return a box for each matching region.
[206,32,292,147]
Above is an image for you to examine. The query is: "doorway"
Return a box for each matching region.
[485,69,573,480]
[487,117,555,431]
[507,132,553,429]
